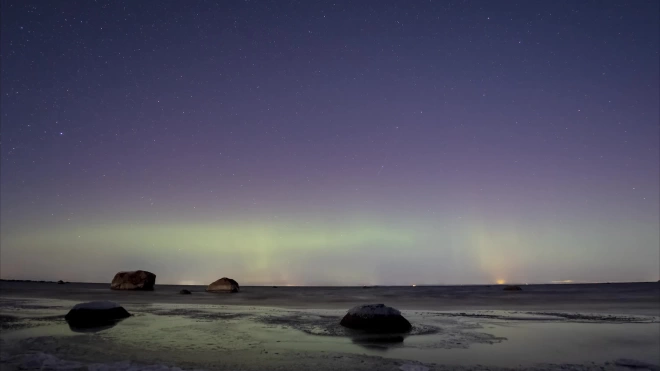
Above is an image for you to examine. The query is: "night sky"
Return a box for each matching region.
[1,1,658,286]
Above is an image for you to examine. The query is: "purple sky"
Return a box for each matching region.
[1,1,658,285]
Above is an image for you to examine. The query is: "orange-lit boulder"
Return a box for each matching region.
[110,270,156,290]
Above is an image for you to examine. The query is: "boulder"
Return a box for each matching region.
[110,270,156,290]
[503,285,522,291]
[340,304,411,333]
[206,277,239,293]
[179,289,192,295]
[57,280,65,285]
[65,301,130,328]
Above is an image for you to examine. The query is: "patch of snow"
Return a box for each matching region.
[347,304,401,317]
[8,353,209,371]
[71,301,122,311]
[399,364,429,371]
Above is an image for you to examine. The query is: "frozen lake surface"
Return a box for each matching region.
[1,282,658,371]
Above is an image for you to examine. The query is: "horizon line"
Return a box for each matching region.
[1,278,658,286]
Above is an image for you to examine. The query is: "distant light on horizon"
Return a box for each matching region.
[179,280,202,286]
[496,279,506,285]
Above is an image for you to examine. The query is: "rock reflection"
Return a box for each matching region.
[67,319,122,333]
[348,331,407,351]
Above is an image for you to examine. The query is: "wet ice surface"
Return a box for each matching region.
[1,282,659,371]
[2,281,659,316]
[0,298,68,332]
[0,298,659,371]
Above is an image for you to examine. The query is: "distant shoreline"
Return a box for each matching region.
[2,280,658,315]
[1,278,658,286]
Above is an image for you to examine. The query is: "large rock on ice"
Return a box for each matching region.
[206,277,240,293]
[110,270,156,290]
[64,301,130,328]
[340,304,412,333]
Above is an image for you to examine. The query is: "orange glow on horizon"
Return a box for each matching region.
[496,279,506,285]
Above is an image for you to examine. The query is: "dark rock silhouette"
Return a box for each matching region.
[65,301,130,328]
[340,304,411,333]
[110,270,156,290]
[179,289,192,295]
[503,285,522,291]
[57,280,65,284]
[206,277,240,293]
[0,279,55,283]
